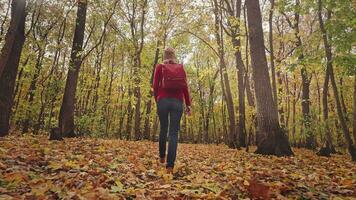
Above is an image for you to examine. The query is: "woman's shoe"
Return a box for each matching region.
[160,158,165,164]
[166,167,173,174]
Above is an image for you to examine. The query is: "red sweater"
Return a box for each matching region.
[153,61,191,106]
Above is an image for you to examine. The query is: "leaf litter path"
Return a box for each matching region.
[0,135,355,199]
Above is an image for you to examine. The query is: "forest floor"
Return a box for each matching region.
[0,135,355,199]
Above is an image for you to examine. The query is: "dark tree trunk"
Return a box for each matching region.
[132,0,147,140]
[301,67,314,148]
[213,0,237,148]
[126,87,133,140]
[231,0,247,147]
[353,75,356,144]
[269,0,278,110]
[0,0,26,136]
[205,69,218,143]
[318,0,355,161]
[152,115,158,141]
[133,59,142,140]
[12,56,28,118]
[247,0,293,156]
[222,0,247,146]
[22,49,45,133]
[292,91,297,146]
[320,47,335,153]
[58,1,87,138]
[285,73,290,129]
[143,41,160,140]
[295,3,314,149]
[339,78,348,117]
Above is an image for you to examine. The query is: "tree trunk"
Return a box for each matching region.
[301,67,314,148]
[143,41,160,140]
[243,3,254,108]
[292,0,314,149]
[269,0,278,110]
[0,0,26,136]
[213,0,237,148]
[285,73,290,129]
[353,75,356,144]
[22,48,45,133]
[318,0,355,161]
[339,78,348,117]
[222,0,247,147]
[133,59,142,140]
[233,0,247,147]
[321,47,335,153]
[247,0,293,156]
[291,79,297,146]
[58,1,87,138]
[126,85,133,140]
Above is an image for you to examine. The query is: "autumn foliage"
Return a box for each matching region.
[0,135,355,199]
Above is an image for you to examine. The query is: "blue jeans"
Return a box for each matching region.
[157,98,183,168]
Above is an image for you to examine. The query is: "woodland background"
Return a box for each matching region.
[0,0,355,155]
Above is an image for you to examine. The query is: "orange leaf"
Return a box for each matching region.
[247,179,270,200]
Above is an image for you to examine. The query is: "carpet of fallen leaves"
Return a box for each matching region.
[0,135,355,200]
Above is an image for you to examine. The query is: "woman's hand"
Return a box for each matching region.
[185,106,191,116]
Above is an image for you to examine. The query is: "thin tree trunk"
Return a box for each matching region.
[321,53,334,152]
[105,47,116,136]
[126,80,133,140]
[133,0,147,140]
[339,78,348,117]
[213,0,237,148]
[291,76,297,146]
[318,0,355,160]
[247,0,293,156]
[58,1,87,138]
[269,0,278,110]
[0,0,26,136]
[315,73,321,122]
[144,41,160,139]
[22,48,46,133]
[244,11,254,108]
[223,0,247,147]
[152,115,158,141]
[353,75,356,144]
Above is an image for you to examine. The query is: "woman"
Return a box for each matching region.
[153,47,191,174]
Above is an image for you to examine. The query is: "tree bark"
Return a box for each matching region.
[318,0,355,160]
[339,78,348,116]
[269,0,278,110]
[22,48,46,133]
[213,0,237,148]
[58,1,87,138]
[227,0,247,147]
[132,0,147,140]
[353,75,356,144]
[293,0,314,149]
[143,41,160,140]
[321,45,334,153]
[0,0,26,136]
[247,0,293,156]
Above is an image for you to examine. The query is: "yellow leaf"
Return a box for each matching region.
[162,173,173,183]
[48,161,62,170]
[65,160,80,169]
[243,180,250,186]
[31,180,53,196]
[4,172,28,184]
